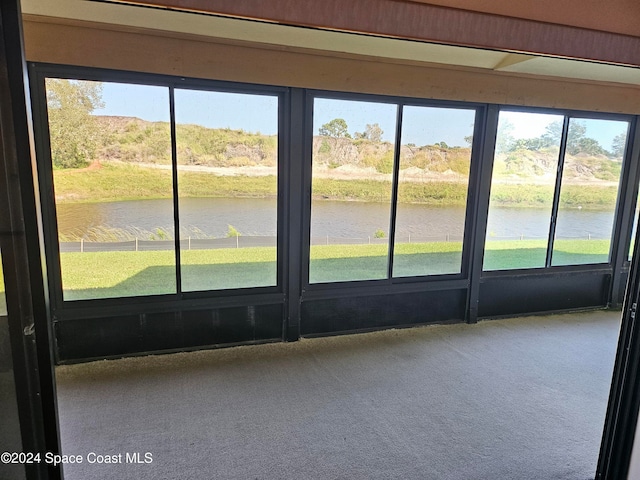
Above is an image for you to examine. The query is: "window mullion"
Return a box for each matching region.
[387,104,403,280]
[169,86,182,295]
[545,116,570,268]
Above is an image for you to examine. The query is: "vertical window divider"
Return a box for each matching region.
[300,92,314,290]
[285,88,306,340]
[169,86,182,295]
[386,104,404,280]
[30,71,65,311]
[545,116,570,268]
[467,104,499,323]
[609,118,640,306]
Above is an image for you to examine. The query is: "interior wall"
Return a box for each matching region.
[22,18,640,115]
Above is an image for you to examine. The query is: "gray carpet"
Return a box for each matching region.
[55,310,620,480]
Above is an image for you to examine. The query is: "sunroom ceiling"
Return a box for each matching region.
[21,0,640,86]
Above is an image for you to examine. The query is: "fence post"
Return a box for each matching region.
[368,236,371,244]
[520,233,524,240]
[408,233,410,243]
[326,235,329,245]
[446,233,450,242]
[80,238,84,253]
[236,235,239,248]
[135,238,138,252]
[588,233,591,240]
[188,236,191,250]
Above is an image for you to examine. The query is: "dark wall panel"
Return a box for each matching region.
[478,271,610,318]
[301,289,466,336]
[55,304,283,362]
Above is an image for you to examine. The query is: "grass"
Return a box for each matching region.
[53,162,618,208]
[53,163,277,203]
[59,247,278,299]
[483,239,610,270]
[56,239,612,301]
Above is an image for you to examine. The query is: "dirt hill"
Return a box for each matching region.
[93,116,621,183]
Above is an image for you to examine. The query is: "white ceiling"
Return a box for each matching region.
[21,0,640,86]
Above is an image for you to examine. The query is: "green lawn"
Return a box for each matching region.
[483,239,610,270]
[55,239,612,301]
[53,162,618,208]
[59,247,278,300]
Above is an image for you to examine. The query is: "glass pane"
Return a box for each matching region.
[393,106,475,277]
[552,118,628,266]
[631,205,639,261]
[46,79,176,300]
[175,89,278,291]
[0,250,4,316]
[483,111,564,270]
[309,98,397,283]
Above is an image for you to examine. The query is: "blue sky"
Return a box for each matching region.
[93,81,628,150]
[94,82,475,146]
[313,98,475,146]
[500,110,628,151]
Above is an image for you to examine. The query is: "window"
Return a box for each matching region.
[40,69,634,313]
[308,97,480,284]
[393,106,475,277]
[46,79,175,300]
[483,111,563,271]
[174,89,279,291]
[484,111,629,271]
[43,75,283,301]
[309,98,397,283]
[552,118,627,266]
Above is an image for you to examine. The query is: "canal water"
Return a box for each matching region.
[55,197,616,242]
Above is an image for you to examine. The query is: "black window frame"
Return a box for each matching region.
[29,64,289,317]
[302,89,486,291]
[27,62,640,352]
[481,106,636,275]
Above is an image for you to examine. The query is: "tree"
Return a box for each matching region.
[46,79,104,168]
[611,133,627,159]
[359,123,383,142]
[495,119,515,154]
[541,120,563,147]
[565,121,587,155]
[539,120,605,156]
[319,118,350,138]
[573,136,607,156]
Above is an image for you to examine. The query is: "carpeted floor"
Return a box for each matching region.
[55,310,621,480]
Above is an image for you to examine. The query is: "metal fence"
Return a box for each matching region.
[59,236,277,253]
[486,233,604,241]
[58,232,605,253]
